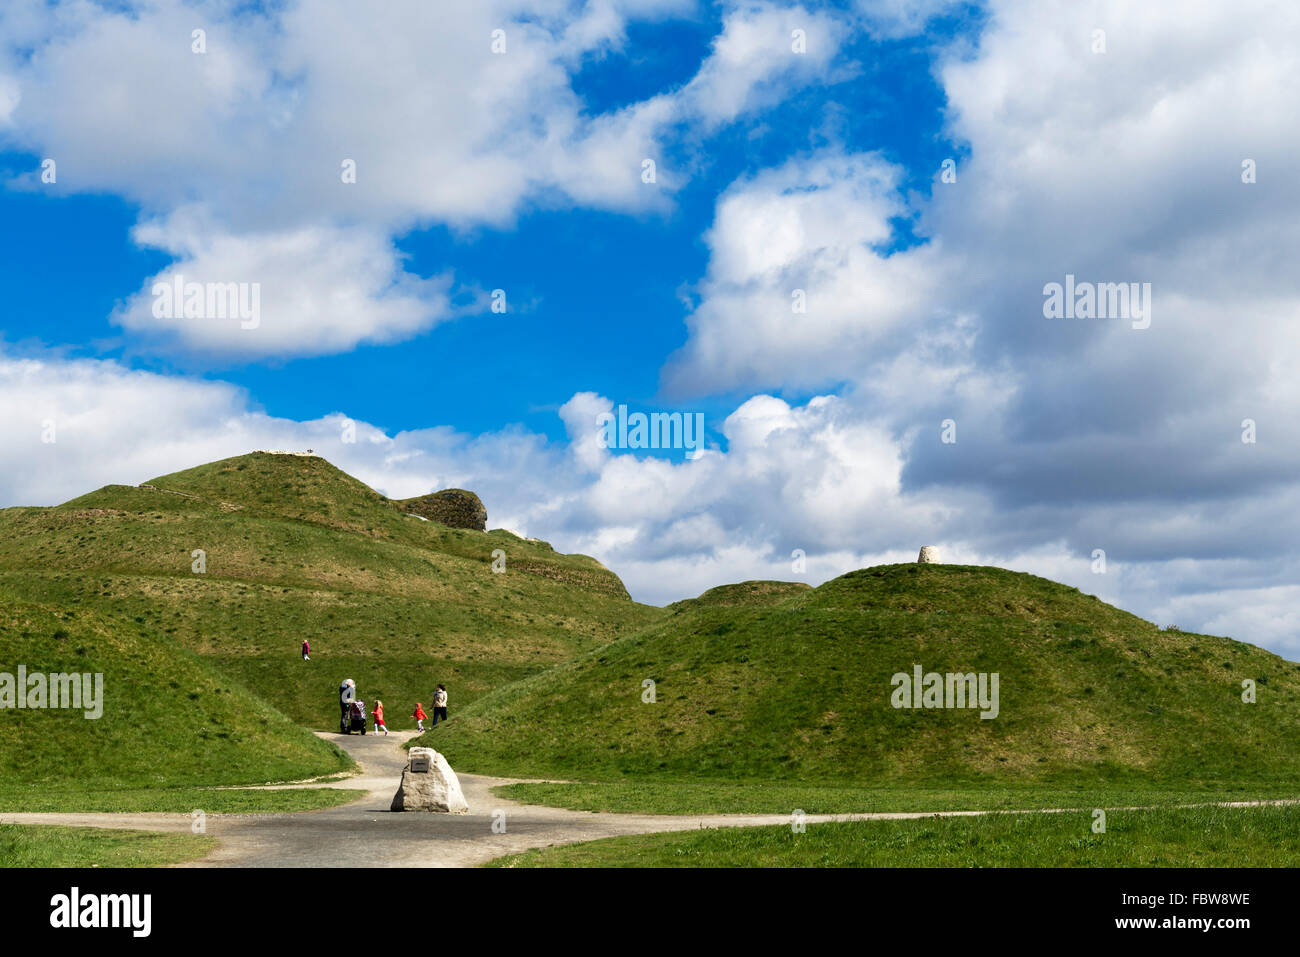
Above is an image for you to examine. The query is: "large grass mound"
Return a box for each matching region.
[0,597,349,797]
[429,564,1300,794]
[0,452,660,730]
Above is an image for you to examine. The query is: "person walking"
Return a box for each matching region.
[432,684,448,726]
[412,701,428,732]
[301,639,311,661]
[339,678,356,733]
[372,700,389,736]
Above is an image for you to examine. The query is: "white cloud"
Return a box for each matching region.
[648,0,1300,656]
[1157,586,1300,661]
[113,210,453,358]
[677,2,848,128]
[6,1,1300,660]
[663,149,940,394]
[1,0,853,359]
[669,0,1300,419]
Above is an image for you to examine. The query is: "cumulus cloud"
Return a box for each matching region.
[671,0,1300,433]
[113,210,454,359]
[662,149,941,394]
[3,350,935,610]
[0,345,946,589]
[1,349,927,588]
[0,0,851,358]
[0,348,565,521]
[675,1,849,128]
[903,0,1300,514]
[651,0,1300,654]
[4,1,1299,658]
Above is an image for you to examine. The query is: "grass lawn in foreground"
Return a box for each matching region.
[0,824,217,867]
[488,804,1300,867]
[0,786,363,814]
[490,779,1300,815]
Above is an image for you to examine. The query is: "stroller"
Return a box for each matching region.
[346,699,367,735]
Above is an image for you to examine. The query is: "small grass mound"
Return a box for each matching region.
[431,564,1300,801]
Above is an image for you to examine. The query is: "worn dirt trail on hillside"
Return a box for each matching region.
[4,732,1297,868]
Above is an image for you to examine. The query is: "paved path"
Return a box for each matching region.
[0,733,817,867]
[3,733,1296,867]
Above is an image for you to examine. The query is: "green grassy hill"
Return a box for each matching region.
[666,579,812,611]
[7,452,1299,825]
[428,564,1300,800]
[0,596,349,803]
[0,452,660,739]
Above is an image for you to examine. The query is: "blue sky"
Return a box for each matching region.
[2,0,1299,659]
[0,5,959,441]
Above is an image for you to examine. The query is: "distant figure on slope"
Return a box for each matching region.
[301,639,311,661]
[372,700,389,736]
[412,702,428,732]
[339,678,356,733]
[432,684,448,726]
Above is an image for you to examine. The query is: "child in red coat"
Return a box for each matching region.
[412,702,427,732]
[372,700,389,736]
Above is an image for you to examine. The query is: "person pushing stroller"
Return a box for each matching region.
[339,678,356,734]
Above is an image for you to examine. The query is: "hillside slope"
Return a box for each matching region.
[428,564,1300,791]
[0,596,349,796]
[0,452,660,729]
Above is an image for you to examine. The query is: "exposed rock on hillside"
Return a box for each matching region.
[397,489,488,530]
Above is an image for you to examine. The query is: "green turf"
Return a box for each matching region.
[487,804,1300,867]
[490,780,1300,815]
[7,450,1300,867]
[0,823,216,867]
[0,451,658,809]
[430,564,1300,805]
[0,454,659,683]
[0,786,363,814]
[210,654,537,730]
[666,579,813,609]
[0,598,352,791]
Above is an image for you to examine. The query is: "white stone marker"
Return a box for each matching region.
[390,747,470,813]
